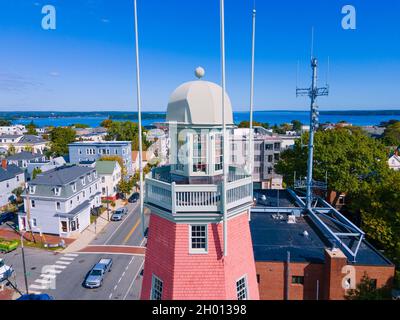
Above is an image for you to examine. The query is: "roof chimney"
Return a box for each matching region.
[2,159,7,170]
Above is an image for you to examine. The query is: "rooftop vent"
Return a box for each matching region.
[287,215,296,224]
[303,230,309,237]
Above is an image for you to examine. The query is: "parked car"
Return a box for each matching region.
[117,192,126,200]
[17,294,54,300]
[84,258,113,289]
[111,211,124,221]
[115,207,128,215]
[0,212,15,225]
[128,193,140,203]
[0,239,19,253]
[0,258,14,282]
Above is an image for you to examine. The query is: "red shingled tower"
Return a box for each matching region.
[140,72,259,300]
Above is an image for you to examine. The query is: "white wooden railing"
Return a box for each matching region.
[145,169,253,215]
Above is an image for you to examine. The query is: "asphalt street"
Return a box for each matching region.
[1,201,148,300]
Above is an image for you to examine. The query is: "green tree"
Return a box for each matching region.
[49,127,76,156]
[32,167,42,180]
[12,187,24,204]
[7,145,16,156]
[0,119,12,126]
[346,274,392,300]
[275,127,388,194]
[105,121,151,151]
[26,121,38,135]
[381,121,400,146]
[71,123,90,129]
[238,121,270,129]
[101,118,113,129]
[291,120,302,132]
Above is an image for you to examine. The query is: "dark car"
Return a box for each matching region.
[128,193,140,203]
[17,294,54,300]
[117,192,126,200]
[0,212,15,225]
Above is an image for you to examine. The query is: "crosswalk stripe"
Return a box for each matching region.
[56,261,71,265]
[41,274,56,279]
[64,253,78,257]
[29,284,47,290]
[51,265,66,269]
[28,290,42,295]
[35,279,51,285]
[44,269,62,274]
[60,257,75,261]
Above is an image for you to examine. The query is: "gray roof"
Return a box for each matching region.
[32,165,95,186]
[0,134,46,144]
[251,189,393,267]
[19,135,46,144]
[6,151,45,161]
[0,164,24,182]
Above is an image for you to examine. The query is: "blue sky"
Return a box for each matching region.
[0,0,399,111]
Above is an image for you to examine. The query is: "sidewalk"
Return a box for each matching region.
[62,200,127,253]
[0,229,75,246]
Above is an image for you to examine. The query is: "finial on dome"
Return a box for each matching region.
[195,66,205,80]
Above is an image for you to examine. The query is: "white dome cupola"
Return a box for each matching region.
[166,67,234,126]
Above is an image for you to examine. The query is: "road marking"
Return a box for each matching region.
[56,261,71,265]
[29,284,47,290]
[29,290,42,295]
[105,203,139,244]
[122,272,126,277]
[123,218,142,244]
[45,269,62,274]
[41,274,56,279]
[109,293,113,299]
[114,285,118,291]
[51,265,66,269]
[60,257,75,261]
[35,279,51,285]
[123,259,145,300]
[118,278,122,284]
[64,253,79,257]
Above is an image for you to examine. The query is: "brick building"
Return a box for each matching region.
[251,189,395,300]
[141,74,259,300]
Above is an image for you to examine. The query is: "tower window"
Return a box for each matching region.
[236,276,248,300]
[151,275,163,300]
[292,276,304,285]
[192,134,207,173]
[190,225,208,253]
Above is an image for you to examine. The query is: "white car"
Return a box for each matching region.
[0,258,14,283]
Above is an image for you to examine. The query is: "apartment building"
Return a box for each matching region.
[18,165,101,238]
[68,141,133,176]
[0,160,25,209]
[230,127,283,189]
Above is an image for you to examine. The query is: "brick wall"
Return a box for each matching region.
[141,212,259,300]
[256,249,395,300]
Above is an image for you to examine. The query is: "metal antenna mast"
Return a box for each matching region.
[296,29,329,210]
[220,0,228,257]
[248,7,256,176]
[133,0,145,236]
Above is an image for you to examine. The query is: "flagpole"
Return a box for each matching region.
[133,0,145,236]
[220,0,228,257]
[249,7,256,176]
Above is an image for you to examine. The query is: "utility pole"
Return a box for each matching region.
[20,232,29,295]
[296,29,329,210]
[106,186,110,221]
[25,183,36,244]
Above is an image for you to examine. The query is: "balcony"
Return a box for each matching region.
[145,165,253,219]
